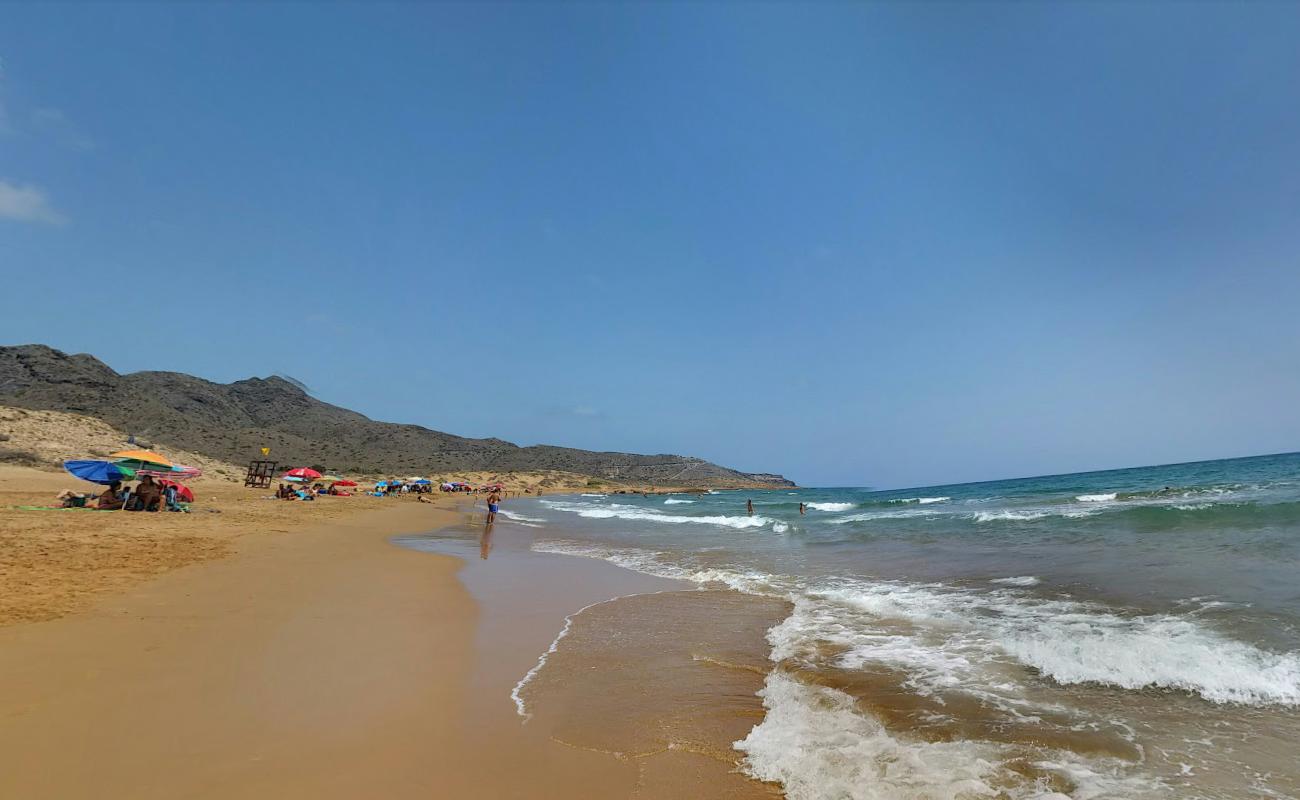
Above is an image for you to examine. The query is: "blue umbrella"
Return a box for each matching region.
[412,479,431,485]
[376,480,389,487]
[64,460,128,485]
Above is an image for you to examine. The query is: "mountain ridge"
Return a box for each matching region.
[0,344,794,487]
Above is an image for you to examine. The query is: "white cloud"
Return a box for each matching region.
[0,180,65,224]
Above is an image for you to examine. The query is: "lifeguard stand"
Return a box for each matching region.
[244,460,279,488]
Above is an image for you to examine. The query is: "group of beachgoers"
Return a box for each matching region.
[58,475,186,512]
[371,480,433,496]
[274,482,328,501]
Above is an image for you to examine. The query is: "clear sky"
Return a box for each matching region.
[3,3,1299,488]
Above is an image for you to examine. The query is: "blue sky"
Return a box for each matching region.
[2,3,1299,488]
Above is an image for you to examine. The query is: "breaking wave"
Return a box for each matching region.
[1077,493,1117,502]
[534,540,1300,708]
[991,576,1041,587]
[541,500,774,530]
[805,502,855,512]
[498,509,546,525]
[735,671,1163,800]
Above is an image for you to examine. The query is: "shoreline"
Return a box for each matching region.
[0,479,782,797]
[397,511,787,798]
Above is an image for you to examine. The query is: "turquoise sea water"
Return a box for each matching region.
[503,452,1300,799]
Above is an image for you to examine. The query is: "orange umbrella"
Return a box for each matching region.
[110,449,175,468]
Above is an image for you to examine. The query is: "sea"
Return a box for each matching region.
[498,452,1300,799]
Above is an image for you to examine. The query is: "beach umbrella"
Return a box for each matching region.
[412,479,431,485]
[110,449,174,469]
[63,460,129,485]
[283,467,322,480]
[157,479,195,503]
[135,465,203,481]
[376,480,389,488]
[333,479,358,487]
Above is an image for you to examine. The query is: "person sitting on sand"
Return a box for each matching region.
[162,483,189,512]
[98,481,125,510]
[57,490,89,508]
[128,475,163,512]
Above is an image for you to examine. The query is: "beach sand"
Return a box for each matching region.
[0,464,405,625]
[0,466,780,798]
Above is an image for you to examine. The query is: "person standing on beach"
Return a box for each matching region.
[747,499,754,516]
[486,488,501,524]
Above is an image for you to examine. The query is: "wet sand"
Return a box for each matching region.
[402,518,788,798]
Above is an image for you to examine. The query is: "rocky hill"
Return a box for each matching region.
[0,345,794,487]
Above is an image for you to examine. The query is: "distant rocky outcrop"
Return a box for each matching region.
[0,345,795,487]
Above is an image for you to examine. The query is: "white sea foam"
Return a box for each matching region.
[511,590,679,721]
[536,533,1300,714]
[806,502,855,512]
[1076,493,1118,502]
[795,577,1300,707]
[991,576,1041,587]
[828,509,945,524]
[736,671,1161,800]
[971,510,1052,522]
[498,509,546,524]
[541,500,773,529]
[663,498,695,505]
[773,522,790,534]
[735,672,1006,800]
[580,493,607,498]
[889,496,951,505]
[511,600,597,720]
[532,540,785,595]
[1000,614,1300,706]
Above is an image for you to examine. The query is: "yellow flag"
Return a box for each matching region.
[260,447,270,456]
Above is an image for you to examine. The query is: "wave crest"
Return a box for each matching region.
[805,502,855,512]
[542,500,773,529]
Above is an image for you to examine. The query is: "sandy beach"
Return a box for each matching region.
[0,465,779,798]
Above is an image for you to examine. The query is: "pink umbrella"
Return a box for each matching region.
[135,465,203,481]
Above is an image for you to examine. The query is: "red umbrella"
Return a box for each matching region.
[332,479,358,487]
[157,479,195,503]
[283,468,323,480]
